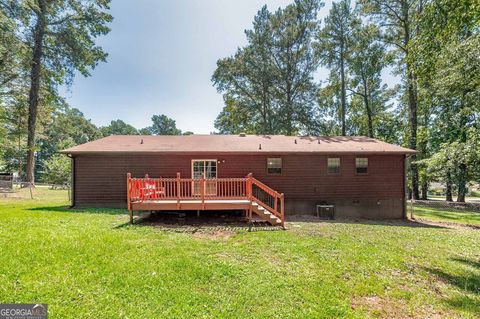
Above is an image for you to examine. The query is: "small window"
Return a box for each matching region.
[327,158,340,174]
[267,158,282,174]
[356,158,368,174]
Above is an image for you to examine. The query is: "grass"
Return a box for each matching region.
[0,189,479,318]
[413,205,480,226]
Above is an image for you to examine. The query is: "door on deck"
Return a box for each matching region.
[192,160,217,196]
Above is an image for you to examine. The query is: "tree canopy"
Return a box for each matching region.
[0,0,478,202]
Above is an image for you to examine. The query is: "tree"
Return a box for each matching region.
[101,120,138,136]
[316,0,359,136]
[269,0,322,135]
[213,0,322,135]
[428,37,479,202]
[214,98,256,134]
[1,0,112,184]
[43,154,70,187]
[0,6,28,171]
[423,139,479,202]
[348,24,390,138]
[142,114,182,135]
[37,103,101,181]
[0,7,26,96]
[213,6,277,134]
[358,0,422,199]
[412,0,480,202]
[314,75,344,136]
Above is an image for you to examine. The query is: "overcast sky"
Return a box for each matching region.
[63,0,397,134]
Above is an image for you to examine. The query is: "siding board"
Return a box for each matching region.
[74,154,405,210]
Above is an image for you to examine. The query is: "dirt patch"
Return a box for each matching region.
[0,191,22,199]
[192,229,235,240]
[132,211,282,233]
[351,295,450,319]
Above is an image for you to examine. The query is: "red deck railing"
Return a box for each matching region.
[127,172,284,226]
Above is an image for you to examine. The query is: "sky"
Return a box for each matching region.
[62,0,338,134]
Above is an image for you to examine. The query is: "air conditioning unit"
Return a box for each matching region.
[316,204,335,219]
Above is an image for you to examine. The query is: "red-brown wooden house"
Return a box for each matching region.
[61,134,415,226]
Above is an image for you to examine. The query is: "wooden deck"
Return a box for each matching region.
[131,199,251,211]
[127,173,284,226]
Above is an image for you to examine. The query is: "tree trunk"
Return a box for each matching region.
[402,3,419,200]
[363,78,374,138]
[445,173,453,202]
[261,91,268,134]
[421,181,428,200]
[340,43,346,136]
[25,0,47,184]
[457,163,467,202]
[456,92,468,203]
[406,63,419,199]
[285,82,294,136]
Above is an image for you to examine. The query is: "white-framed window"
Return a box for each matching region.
[191,159,217,195]
[327,158,340,174]
[355,158,368,174]
[267,158,282,175]
[192,159,217,179]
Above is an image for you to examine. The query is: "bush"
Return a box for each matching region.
[43,155,71,187]
[470,190,480,197]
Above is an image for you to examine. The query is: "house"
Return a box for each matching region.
[61,134,415,226]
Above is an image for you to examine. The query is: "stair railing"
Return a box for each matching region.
[248,174,284,227]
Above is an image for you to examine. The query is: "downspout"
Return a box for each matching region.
[404,154,414,219]
[66,154,75,208]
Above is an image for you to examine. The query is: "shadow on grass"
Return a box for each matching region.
[115,211,282,233]
[452,258,480,270]
[425,257,480,316]
[288,215,447,229]
[28,205,126,215]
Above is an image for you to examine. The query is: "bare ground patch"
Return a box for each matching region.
[351,295,453,319]
[192,229,235,240]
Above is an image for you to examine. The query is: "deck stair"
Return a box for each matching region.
[251,202,282,225]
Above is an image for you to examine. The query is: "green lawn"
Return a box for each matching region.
[0,189,479,318]
[413,205,480,226]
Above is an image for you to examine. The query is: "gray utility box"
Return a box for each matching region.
[316,205,335,219]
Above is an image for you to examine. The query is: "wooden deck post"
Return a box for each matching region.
[201,176,205,210]
[274,195,278,213]
[127,173,133,224]
[280,193,285,228]
[247,173,253,222]
[176,172,181,209]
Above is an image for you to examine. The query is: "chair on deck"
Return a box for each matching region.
[134,180,165,201]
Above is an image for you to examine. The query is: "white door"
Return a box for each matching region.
[192,160,217,195]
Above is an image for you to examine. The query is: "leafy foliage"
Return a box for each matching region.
[141,114,182,135]
[42,154,70,186]
[316,0,359,135]
[0,0,113,183]
[101,120,139,136]
[412,0,480,201]
[0,0,478,202]
[213,0,322,135]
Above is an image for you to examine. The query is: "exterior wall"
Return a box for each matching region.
[73,153,406,218]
